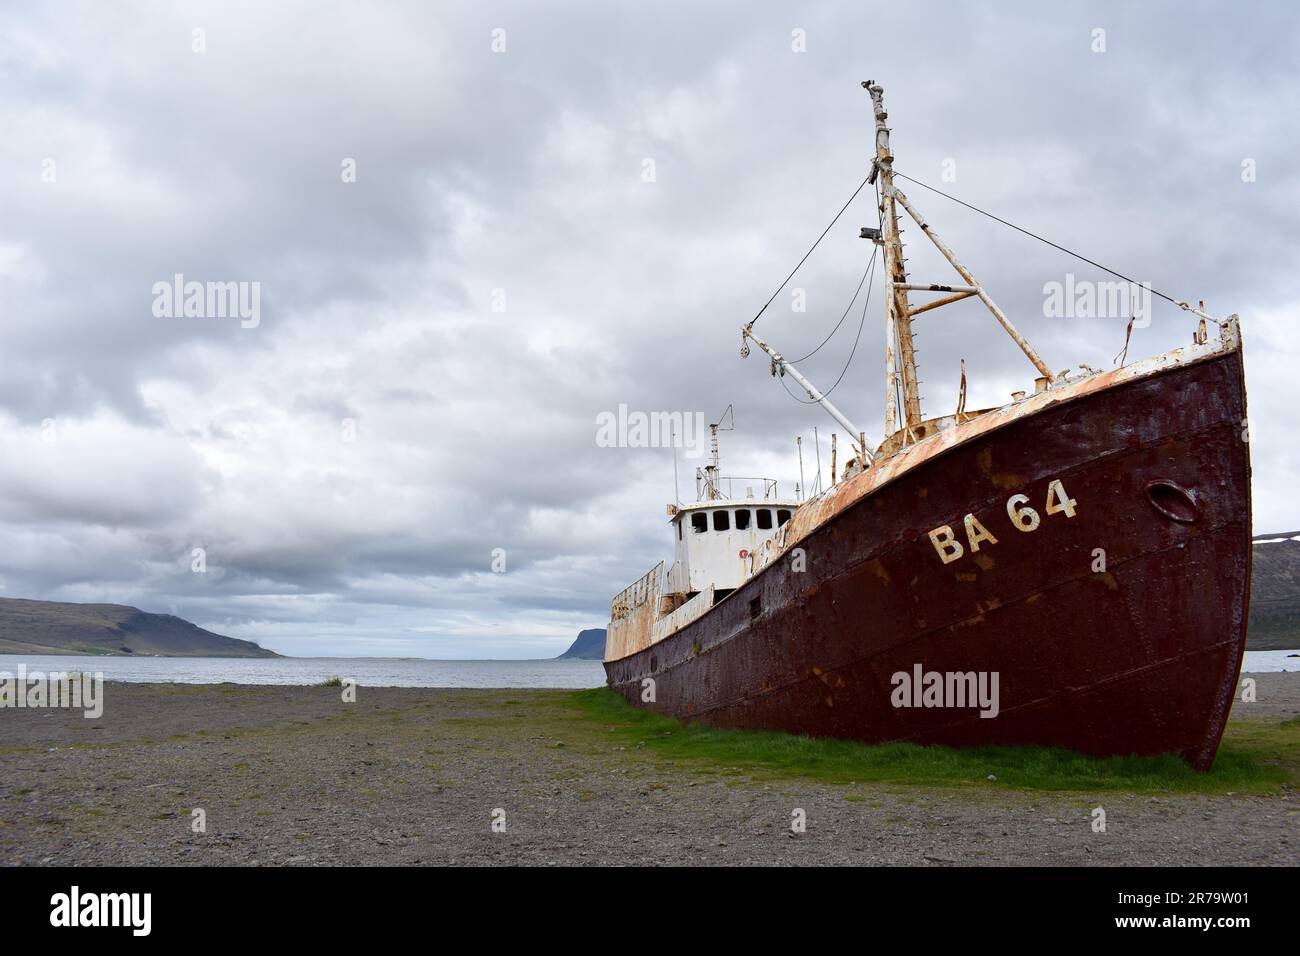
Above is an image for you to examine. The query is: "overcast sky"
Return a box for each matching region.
[1,1,1296,657]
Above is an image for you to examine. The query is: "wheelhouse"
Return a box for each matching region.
[666,499,797,598]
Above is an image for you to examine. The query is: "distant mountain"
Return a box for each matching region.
[1249,534,1300,651]
[558,628,607,660]
[0,598,280,658]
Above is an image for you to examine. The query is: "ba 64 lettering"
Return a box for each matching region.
[928,479,1078,565]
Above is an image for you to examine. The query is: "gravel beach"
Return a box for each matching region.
[1,672,1296,866]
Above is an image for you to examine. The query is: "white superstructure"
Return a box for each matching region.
[664,498,797,595]
[605,416,803,662]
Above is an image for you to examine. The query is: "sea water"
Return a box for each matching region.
[0,655,607,688]
[0,650,1293,688]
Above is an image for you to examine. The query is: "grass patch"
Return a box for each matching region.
[567,689,1296,794]
[317,676,344,688]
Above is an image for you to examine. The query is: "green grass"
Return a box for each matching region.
[317,676,344,687]
[567,689,1298,794]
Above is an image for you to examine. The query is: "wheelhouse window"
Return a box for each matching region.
[756,509,773,530]
[734,508,751,530]
[713,510,730,531]
[777,509,792,526]
[691,512,708,534]
[677,519,683,540]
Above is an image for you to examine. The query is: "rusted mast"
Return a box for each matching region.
[865,81,922,439]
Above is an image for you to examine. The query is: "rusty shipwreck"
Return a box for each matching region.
[603,82,1251,770]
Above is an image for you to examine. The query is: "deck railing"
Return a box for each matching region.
[610,561,664,621]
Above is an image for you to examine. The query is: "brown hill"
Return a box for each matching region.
[0,597,279,658]
[556,628,607,660]
[1250,535,1300,651]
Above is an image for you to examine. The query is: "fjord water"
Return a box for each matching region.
[0,655,607,688]
[0,652,1293,687]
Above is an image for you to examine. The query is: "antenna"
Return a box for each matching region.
[813,426,823,495]
[671,421,680,505]
[703,404,735,501]
[796,436,806,503]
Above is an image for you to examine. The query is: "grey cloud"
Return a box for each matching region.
[0,0,1295,656]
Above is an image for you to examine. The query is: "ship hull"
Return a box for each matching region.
[605,348,1251,770]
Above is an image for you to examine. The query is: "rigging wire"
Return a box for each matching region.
[788,252,873,364]
[780,245,878,405]
[749,173,874,328]
[892,170,1185,308]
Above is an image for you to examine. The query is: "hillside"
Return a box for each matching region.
[1249,535,1300,651]
[0,598,280,657]
[558,628,607,660]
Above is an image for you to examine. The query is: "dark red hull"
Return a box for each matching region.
[605,349,1251,769]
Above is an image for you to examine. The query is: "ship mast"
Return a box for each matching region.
[864,80,1056,449]
[865,81,922,437]
[742,81,1057,466]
